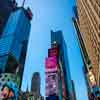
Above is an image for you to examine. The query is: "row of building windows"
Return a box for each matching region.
[87,0,100,44]
[78,0,100,86]
[87,15,100,65]
[82,0,100,61]
[89,0,100,18]
[95,0,100,8]
[79,0,99,69]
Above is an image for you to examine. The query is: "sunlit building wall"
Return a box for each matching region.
[77,0,100,87]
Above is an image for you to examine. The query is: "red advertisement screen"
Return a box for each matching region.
[48,47,59,57]
[45,56,58,72]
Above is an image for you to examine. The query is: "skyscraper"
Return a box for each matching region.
[0,0,17,35]
[51,30,74,100]
[72,6,92,99]
[31,72,44,100]
[77,0,100,88]
[31,72,40,95]
[73,0,100,99]
[45,30,76,100]
[0,7,32,99]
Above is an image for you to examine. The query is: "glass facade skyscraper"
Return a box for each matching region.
[0,7,31,74]
[0,7,32,99]
[45,30,76,100]
[51,30,74,100]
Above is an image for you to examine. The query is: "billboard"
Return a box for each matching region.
[46,72,59,96]
[1,85,15,99]
[45,56,58,72]
[48,47,59,57]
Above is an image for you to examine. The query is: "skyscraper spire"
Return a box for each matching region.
[22,0,26,7]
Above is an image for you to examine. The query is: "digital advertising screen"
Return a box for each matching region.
[46,72,59,96]
[48,47,59,57]
[45,56,58,72]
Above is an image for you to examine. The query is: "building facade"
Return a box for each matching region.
[45,30,76,100]
[0,0,17,35]
[77,0,100,87]
[73,0,100,99]
[31,72,41,99]
[0,7,32,99]
[51,30,75,100]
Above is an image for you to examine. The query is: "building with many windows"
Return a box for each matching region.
[31,72,43,100]
[0,7,33,99]
[45,30,76,100]
[77,0,100,87]
[73,0,100,99]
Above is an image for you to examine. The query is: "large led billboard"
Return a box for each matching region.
[46,72,59,97]
[48,47,59,57]
[45,56,58,72]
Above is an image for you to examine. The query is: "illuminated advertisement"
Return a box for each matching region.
[1,81,19,99]
[45,56,58,72]
[48,47,59,57]
[1,86,14,99]
[46,72,59,97]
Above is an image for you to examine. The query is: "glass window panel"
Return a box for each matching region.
[0,35,14,56]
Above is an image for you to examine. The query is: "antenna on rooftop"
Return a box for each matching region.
[22,0,26,7]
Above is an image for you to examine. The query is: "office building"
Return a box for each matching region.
[77,0,100,87]
[45,30,76,100]
[73,1,100,99]
[30,72,44,100]
[0,0,17,35]
[31,72,40,95]
[0,7,33,99]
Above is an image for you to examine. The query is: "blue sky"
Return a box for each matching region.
[17,0,88,99]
